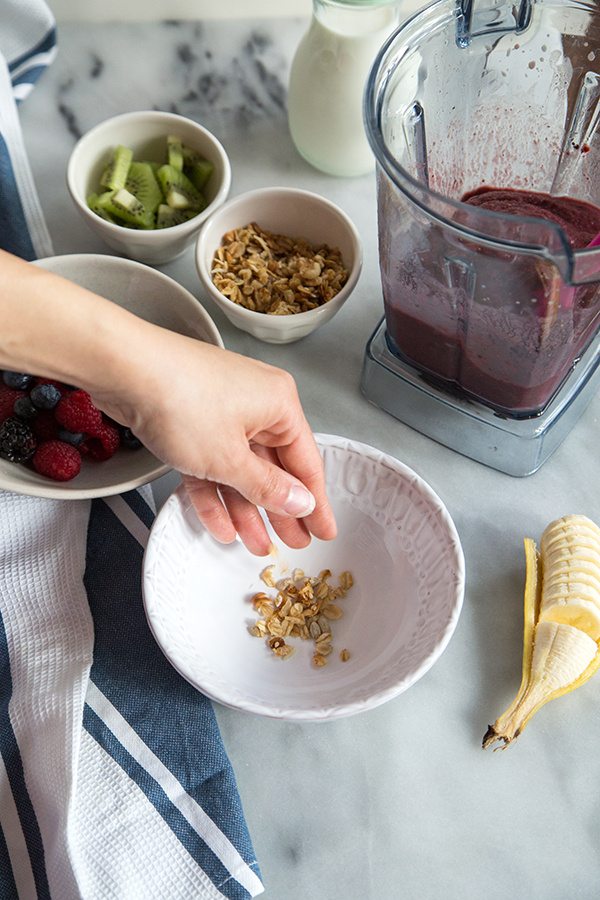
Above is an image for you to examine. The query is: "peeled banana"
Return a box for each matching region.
[483,515,600,749]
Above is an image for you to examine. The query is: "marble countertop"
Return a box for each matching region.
[19,16,600,900]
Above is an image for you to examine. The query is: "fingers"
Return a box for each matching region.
[217,485,272,556]
[220,445,318,521]
[251,446,312,549]
[182,476,236,545]
[275,429,337,542]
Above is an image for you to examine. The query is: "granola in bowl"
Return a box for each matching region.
[211,222,349,315]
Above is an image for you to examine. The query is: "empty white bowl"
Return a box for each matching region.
[67,110,231,265]
[195,186,362,343]
[142,434,465,721]
[0,253,223,500]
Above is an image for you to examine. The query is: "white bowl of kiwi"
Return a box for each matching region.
[67,110,231,265]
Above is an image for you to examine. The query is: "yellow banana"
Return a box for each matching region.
[483,515,600,749]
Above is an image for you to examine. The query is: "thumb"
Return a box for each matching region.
[226,449,316,518]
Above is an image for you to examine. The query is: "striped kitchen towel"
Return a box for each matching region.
[0,4,264,898]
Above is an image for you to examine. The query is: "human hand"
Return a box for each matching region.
[93,327,337,555]
[0,252,335,554]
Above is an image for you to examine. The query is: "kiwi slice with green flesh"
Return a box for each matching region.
[182,145,214,191]
[156,203,197,229]
[87,192,119,223]
[125,161,163,214]
[97,188,154,228]
[99,145,133,191]
[156,164,205,211]
[167,135,184,172]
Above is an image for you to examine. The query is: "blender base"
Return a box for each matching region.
[360,318,600,477]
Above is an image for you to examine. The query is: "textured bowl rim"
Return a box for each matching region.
[66,109,232,239]
[0,253,223,501]
[142,433,466,721]
[194,186,363,325]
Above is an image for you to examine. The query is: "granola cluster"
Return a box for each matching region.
[211,222,349,315]
[249,566,353,667]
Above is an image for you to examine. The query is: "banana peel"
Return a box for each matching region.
[483,515,600,750]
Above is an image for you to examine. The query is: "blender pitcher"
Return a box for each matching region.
[364,0,600,423]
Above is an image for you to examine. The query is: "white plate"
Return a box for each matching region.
[142,434,465,721]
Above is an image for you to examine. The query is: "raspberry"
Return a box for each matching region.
[55,390,103,436]
[82,421,120,461]
[32,440,81,481]
[32,409,59,441]
[0,418,37,463]
[0,386,25,424]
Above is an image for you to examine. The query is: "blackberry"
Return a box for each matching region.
[13,397,38,420]
[120,426,142,449]
[57,428,84,447]
[0,418,37,463]
[30,383,61,410]
[2,371,33,391]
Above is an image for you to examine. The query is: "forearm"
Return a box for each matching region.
[0,249,152,397]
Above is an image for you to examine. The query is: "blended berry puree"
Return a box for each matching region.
[462,186,600,249]
[383,186,600,416]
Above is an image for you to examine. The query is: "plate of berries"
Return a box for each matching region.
[0,254,223,499]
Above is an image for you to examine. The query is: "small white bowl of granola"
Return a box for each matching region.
[194,186,362,343]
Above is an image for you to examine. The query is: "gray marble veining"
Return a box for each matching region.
[17,17,600,900]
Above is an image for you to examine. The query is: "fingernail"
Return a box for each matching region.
[283,484,316,517]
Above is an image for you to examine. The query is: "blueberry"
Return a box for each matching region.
[2,371,33,391]
[120,427,142,449]
[30,383,61,410]
[13,397,38,420]
[0,417,37,463]
[57,428,84,447]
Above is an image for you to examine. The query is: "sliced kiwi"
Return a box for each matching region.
[182,145,213,191]
[99,145,133,191]
[125,161,163,214]
[156,204,197,229]
[88,137,212,229]
[87,192,119,223]
[167,135,184,172]
[97,188,154,228]
[156,164,205,211]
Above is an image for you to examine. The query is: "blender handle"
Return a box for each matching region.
[456,0,532,48]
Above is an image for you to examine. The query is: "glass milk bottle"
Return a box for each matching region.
[287,0,399,177]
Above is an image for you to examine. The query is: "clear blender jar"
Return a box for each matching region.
[362,0,600,463]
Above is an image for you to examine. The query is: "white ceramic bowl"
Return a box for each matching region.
[143,434,465,721]
[195,187,362,343]
[0,253,223,500]
[67,110,232,265]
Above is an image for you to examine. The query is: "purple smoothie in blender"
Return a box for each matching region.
[366,0,600,419]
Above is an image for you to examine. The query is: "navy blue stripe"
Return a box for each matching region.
[0,609,50,899]
[82,704,254,899]
[0,134,36,260]
[0,823,19,900]
[11,65,49,90]
[8,28,56,72]
[84,495,260,892]
[120,488,155,529]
